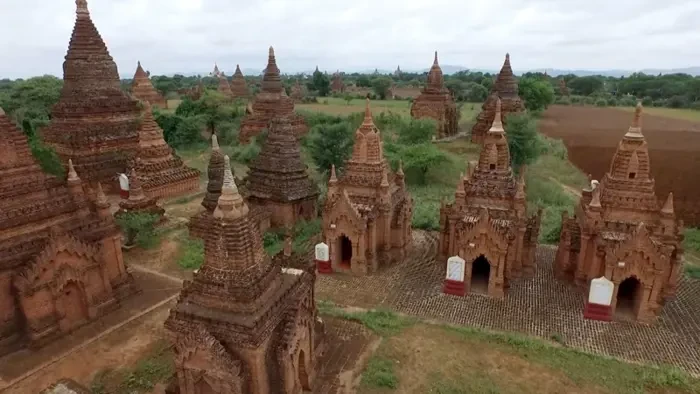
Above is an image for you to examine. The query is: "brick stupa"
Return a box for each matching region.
[470,53,525,144]
[559,78,570,96]
[217,72,233,98]
[555,103,683,323]
[230,64,249,99]
[42,0,142,190]
[410,51,459,138]
[131,61,167,108]
[290,79,305,103]
[133,103,200,199]
[239,47,307,143]
[117,168,165,219]
[244,115,319,229]
[331,71,345,93]
[164,156,323,393]
[0,110,135,356]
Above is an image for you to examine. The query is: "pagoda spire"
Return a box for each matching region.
[211,133,220,150]
[624,101,644,139]
[95,182,108,206]
[127,168,147,201]
[67,159,79,181]
[329,164,338,185]
[76,0,89,16]
[488,98,505,134]
[434,51,439,65]
[589,185,602,209]
[214,156,249,220]
[363,97,373,125]
[661,192,674,215]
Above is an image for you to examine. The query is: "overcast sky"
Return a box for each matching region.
[1,0,699,79]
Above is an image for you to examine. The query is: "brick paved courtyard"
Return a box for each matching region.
[316,231,700,375]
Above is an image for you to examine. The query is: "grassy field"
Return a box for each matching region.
[317,304,700,394]
[616,106,700,123]
[298,97,481,127]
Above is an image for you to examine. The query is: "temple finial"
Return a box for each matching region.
[329,164,338,184]
[456,173,466,194]
[67,159,79,181]
[223,156,234,190]
[95,182,108,205]
[76,0,89,15]
[488,98,505,133]
[381,169,389,188]
[590,186,602,209]
[434,51,439,65]
[661,192,674,215]
[363,98,373,125]
[397,160,405,177]
[211,134,220,150]
[625,101,644,138]
[269,46,275,57]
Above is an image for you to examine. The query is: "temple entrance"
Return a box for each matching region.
[298,349,310,390]
[616,277,641,319]
[58,282,88,332]
[470,255,490,294]
[340,236,352,268]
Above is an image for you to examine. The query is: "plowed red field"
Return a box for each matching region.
[540,105,700,226]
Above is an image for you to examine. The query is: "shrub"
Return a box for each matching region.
[595,99,607,107]
[618,96,637,107]
[606,97,618,107]
[176,237,204,270]
[555,97,571,105]
[307,122,354,174]
[115,212,160,248]
[667,95,689,109]
[642,96,653,107]
[505,113,542,171]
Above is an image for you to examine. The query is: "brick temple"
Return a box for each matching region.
[322,100,413,275]
[244,115,319,229]
[439,99,541,298]
[0,110,136,356]
[470,54,525,144]
[410,51,459,138]
[555,103,683,323]
[331,71,345,93]
[42,0,142,190]
[116,168,165,219]
[239,47,307,144]
[230,64,249,100]
[164,156,323,394]
[132,103,200,199]
[130,61,167,108]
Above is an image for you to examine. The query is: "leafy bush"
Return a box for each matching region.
[595,99,607,107]
[667,95,689,109]
[307,122,354,174]
[115,212,160,248]
[555,97,571,105]
[263,231,284,256]
[618,96,637,107]
[642,96,653,107]
[176,237,204,270]
[606,97,618,107]
[505,113,542,171]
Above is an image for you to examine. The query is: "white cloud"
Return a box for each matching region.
[0,0,699,78]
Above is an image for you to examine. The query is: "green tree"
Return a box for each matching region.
[396,118,436,145]
[518,77,555,112]
[391,143,448,185]
[371,77,393,100]
[308,122,355,174]
[356,75,372,87]
[0,76,63,132]
[567,76,604,96]
[115,212,160,248]
[505,113,541,170]
[465,82,488,102]
[308,69,331,97]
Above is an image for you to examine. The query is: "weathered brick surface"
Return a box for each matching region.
[317,231,700,374]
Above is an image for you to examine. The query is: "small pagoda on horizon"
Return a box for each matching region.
[130,61,167,108]
[470,53,525,144]
[410,51,458,138]
[239,47,307,144]
[230,64,249,99]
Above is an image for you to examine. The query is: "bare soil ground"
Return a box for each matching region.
[540,105,700,226]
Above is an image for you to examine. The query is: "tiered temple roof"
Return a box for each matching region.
[0,108,133,355]
[410,51,458,138]
[230,64,249,99]
[239,47,307,143]
[555,103,683,322]
[41,0,142,190]
[131,61,167,108]
[244,115,319,228]
[133,103,200,199]
[164,156,319,393]
[470,53,525,144]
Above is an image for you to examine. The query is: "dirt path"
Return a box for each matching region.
[1,296,177,393]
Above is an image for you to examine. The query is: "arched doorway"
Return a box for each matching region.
[470,255,490,294]
[58,282,88,332]
[616,276,641,319]
[340,236,352,268]
[298,349,310,390]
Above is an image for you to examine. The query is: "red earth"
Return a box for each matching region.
[540,105,700,226]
